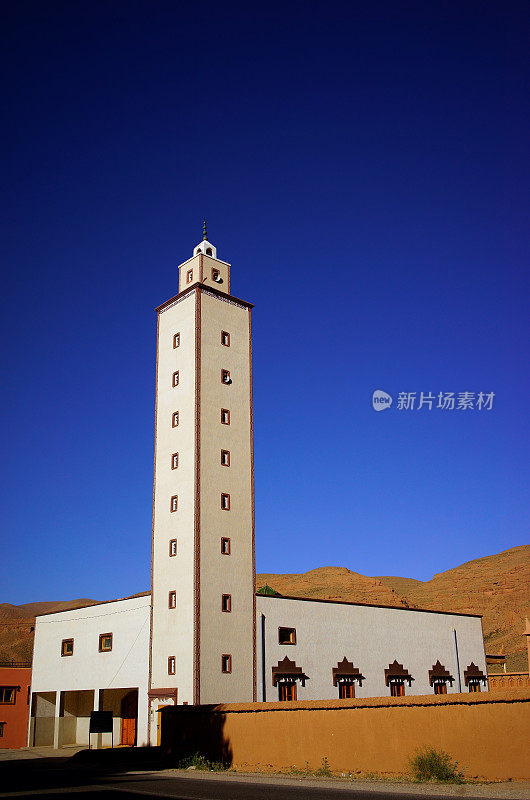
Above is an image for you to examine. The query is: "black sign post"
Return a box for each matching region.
[89,710,114,749]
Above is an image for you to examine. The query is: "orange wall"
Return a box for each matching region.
[0,667,31,749]
[161,690,530,781]
[488,673,530,691]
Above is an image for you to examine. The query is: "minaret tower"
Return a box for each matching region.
[149,226,256,722]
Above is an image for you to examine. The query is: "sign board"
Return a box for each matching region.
[89,710,113,733]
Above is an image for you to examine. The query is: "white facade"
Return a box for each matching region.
[30,595,150,747]
[29,233,489,750]
[256,595,487,701]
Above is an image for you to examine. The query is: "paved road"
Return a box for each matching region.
[0,752,527,800]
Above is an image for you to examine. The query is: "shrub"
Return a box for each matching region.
[176,751,226,771]
[410,747,464,783]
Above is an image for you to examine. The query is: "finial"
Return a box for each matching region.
[203,219,207,241]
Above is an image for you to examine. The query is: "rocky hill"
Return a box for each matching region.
[2,546,528,671]
[258,545,530,672]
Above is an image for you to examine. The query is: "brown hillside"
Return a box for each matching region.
[257,546,530,673]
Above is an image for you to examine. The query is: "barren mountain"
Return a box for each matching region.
[257,545,530,672]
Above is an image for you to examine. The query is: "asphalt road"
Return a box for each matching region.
[0,754,527,800]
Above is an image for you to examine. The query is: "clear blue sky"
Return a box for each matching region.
[2,1,528,604]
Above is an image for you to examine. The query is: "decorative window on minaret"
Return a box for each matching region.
[221,369,231,384]
[172,411,179,427]
[171,453,179,469]
[172,371,179,387]
[221,330,230,347]
[221,654,232,673]
[169,539,177,557]
[221,594,232,612]
[170,495,178,512]
[168,656,175,675]
[221,493,230,511]
[221,408,230,425]
[173,333,180,348]
[221,450,230,466]
[186,269,193,284]
[168,591,176,609]
[221,537,231,555]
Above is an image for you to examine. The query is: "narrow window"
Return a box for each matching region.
[338,683,355,699]
[169,539,177,557]
[221,449,230,467]
[434,682,447,695]
[168,591,176,609]
[221,369,231,384]
[468,682,481,693]
[172,371,179,387]
[168,656,176,675]
[186,269,193,283]
[221,330,230,347]
[61,638,74,657]
[279,682,297,701]
[221,493,230,511]
[278,627,296,645]
[172,411,179,427]
[170,495,178,512]
[173,333,180,349]
[98,633,113,652]
[221,654,232,673]
[0,722,4,736]
[212,267,220,281]
[221,408,230,425]
[390,681,405,697]
[171,453,179,469]
[221,537,231,555]
[221,594,232,612]
[0,688,16,704]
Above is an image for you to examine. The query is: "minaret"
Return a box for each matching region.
[149,228,256,723]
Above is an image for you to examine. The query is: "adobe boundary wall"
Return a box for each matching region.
[161,690,530,781]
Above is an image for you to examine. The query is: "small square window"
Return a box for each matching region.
[221,537,231,555]
[61,638,74,657]
[221,654,232,673]
[187,269,193,284]
[168,591,176,609]
[221,594,232,612]
[172,371,179,387]
[278,627,296,645]
[221,331,230,347]
[168,656,176,675]
[99,633,113,652]
[221,408,230,425]
[170,495,178,512]
[221,493,230,511]
[0,688,16,704]
[169,539,177,557]
[172,411,179,427]
[221,449,230,467]
[221,369,231,384]
[173,333,180,349]
[171,452,179,469]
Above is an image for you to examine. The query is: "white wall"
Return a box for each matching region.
[30,595,150,746]
[256,595,487,701]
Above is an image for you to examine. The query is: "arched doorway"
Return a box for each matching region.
[120,690,138,746]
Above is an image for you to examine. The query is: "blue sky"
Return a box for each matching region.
[2,1,529,603]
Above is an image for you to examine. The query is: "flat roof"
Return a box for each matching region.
[256,592,482,619]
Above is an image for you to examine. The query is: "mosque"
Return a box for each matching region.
[29,230,488,747]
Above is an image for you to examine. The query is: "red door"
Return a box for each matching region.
[120,690,138,746]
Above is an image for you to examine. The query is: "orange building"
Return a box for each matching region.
[0,664,31,748]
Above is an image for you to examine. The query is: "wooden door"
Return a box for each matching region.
[120,690,138,746]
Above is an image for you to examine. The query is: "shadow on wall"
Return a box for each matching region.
[160,705,232,767]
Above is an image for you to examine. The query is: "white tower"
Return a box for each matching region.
[149,225,256,726]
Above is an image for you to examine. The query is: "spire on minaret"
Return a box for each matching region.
[193,220,217,259]
[203,219,208,241]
